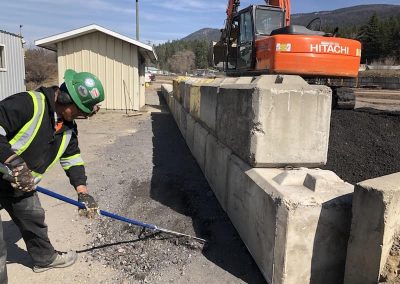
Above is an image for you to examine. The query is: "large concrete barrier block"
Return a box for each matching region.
[204,134,232,210]
[226,164,353,283]
[216,75,332,167]
[171,97,179,121]
[200,85,218,133]
[172,77,188,103]
[189,85,201,120]
[178,103,187,139]
[168,95,175,117]
[186,114,196,152]
[344,173,400,284]
[192,122,209,172]
[161,84,173,105]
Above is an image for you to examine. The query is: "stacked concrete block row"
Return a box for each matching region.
[161,76,356,283]
[162,77,400,283]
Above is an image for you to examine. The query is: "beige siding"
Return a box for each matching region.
[57,31,144,111]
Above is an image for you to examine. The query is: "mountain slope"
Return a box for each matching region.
[291,4,400,27]
[181,28,221,42]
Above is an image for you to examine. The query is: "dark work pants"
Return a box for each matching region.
[0,214,7,284]
[0,191,56,279]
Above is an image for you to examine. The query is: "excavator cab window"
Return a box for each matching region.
[237,10,254,69]
[255,7,285,36]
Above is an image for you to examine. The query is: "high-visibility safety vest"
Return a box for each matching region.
[7,91,84,183]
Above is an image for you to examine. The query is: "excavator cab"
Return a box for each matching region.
[215,5,285,72]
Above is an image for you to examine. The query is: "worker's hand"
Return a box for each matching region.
[78,192,99,218]
[4,154,35,192]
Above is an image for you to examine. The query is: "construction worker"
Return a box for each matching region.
[0,69,104,282]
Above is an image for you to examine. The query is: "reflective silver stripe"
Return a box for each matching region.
[31,172,42,184]
[60,153,85,170]
[10,91,45,155]
[0,126,6,136]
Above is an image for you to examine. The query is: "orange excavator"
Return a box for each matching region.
[214,0,362,108]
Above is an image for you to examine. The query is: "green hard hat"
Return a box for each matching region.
[63,69,105,114]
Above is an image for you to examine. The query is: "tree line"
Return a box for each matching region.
[153,13,400,73]
[338,14,400,64]
[153,39,213,74]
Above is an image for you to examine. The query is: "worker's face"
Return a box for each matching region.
[60,104,82,121]
[61,104,100,121]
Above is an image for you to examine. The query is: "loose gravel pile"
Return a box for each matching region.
[323,108,400,184]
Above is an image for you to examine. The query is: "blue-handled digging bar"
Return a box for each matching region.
[35,186,206,243]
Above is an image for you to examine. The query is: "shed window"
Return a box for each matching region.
[0,45,5,71]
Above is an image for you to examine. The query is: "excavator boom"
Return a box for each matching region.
[268,0,291,25]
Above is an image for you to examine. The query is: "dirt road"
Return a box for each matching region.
[3,81,265,283]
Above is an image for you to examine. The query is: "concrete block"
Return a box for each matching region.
[192,122,209,172]
[172,77,187,103]
[226,164,353,283]
[171,97,178,121]
[216,75,332,167]
[344,173,400,284]
[168,95,175,117]
[235,76,254,84]
[173,100,182,131]
[200,85,218,133]
[186,114,196,152]
[161,84,173,106]
[204,134,232,210]
[183,81,191,112]
[189,85,201,120]
[178,103,187,139]
[178,81,186,103]
[185,79,215,118]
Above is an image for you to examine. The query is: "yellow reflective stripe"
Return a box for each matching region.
[44,131,68,173]
[9,92,38,147]
[61,154,81,161]
[10,91,45,155]
[32,171,41,178]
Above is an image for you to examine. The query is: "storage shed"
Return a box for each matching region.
[0,30,26,100]
[35,24,157,111]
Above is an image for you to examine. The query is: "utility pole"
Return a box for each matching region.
[136,0,139,40]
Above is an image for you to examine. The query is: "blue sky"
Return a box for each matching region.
[1,0,399,46]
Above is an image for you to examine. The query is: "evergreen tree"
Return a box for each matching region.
[357,13,382,63]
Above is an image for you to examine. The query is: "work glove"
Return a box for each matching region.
[78,193,99,218]
[4,154,35,192]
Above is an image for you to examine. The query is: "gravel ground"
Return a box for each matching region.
[323,108,400,184]
[82,85,265,283]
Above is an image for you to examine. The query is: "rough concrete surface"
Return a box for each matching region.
[344,173,400,284]
[214,75,332,167]
[3,79,265,283]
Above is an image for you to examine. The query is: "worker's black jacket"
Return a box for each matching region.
[0,87,86,196]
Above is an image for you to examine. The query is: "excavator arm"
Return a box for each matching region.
[267,0,290,26]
